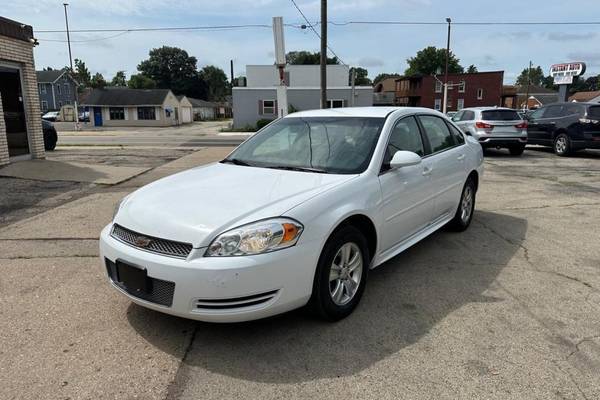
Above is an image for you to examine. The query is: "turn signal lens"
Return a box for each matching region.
[205,218,304,257]
[515,122,528,129]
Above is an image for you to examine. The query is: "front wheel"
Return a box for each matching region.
[447,177,476,232]
[554,133,571,156]
[309,225,369,321]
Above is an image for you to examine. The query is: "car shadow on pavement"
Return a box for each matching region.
[127,210,527,384]
[524,146,600,159]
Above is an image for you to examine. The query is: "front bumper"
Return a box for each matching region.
[99,224,323,322]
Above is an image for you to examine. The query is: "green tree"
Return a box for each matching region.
[349,67,371,85]
[90,72,106,89]
[199,65,229,101]
[128,74,157,89]
[466,64,478,73]
[111,70,127,86]
[73,59,91,87]
[516,65,545,87]
[286,51,339,65]
[405,46,463,76]
[373,73,401,84]
[137,46,201,96]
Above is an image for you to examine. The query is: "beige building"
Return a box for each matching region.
[176,95,193,124]
[83,88,191,127]
[0,16,45,166]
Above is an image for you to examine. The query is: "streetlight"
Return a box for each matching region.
[63,3,79,129]
[442,17,451,114]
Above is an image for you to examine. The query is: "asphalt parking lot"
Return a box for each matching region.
[0,146,599,399]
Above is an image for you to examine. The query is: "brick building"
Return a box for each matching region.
[394,71,504,112]
[0,16,44,166]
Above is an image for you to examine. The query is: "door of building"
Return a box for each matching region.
[93,107,103,126]
[0,66,29,157]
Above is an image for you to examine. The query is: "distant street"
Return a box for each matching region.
[54,120,249,148]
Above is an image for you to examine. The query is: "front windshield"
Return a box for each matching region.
[225,117,385,174]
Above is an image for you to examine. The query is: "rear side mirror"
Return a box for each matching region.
[390,151,422,169]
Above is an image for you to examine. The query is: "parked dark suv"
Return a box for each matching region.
[526,102,600,156]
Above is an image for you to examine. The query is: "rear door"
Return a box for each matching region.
[536,105,563,143]
[527,107,547,143]
[417,114,465,224]
[379,116,434,251]
[480,109,523,137]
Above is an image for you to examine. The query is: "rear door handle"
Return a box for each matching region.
[457,154,465,161]
[422,166,433,176]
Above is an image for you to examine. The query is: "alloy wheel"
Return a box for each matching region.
[329,242,363,306]
[555,137,567,154]
[461,185,474,223]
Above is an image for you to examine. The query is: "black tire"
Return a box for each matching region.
[447,177,476,232]
[43,130,57,151]
[309,225,369,321]
[508,144,525,156]
[553,133,571,157]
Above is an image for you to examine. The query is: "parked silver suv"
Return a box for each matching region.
[451,107,528,156]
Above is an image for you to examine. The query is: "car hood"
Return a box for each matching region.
[114,162,355,248]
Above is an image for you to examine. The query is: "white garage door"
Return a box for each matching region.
[181,107,192,123]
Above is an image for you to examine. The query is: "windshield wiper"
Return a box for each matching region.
[265,165,329,174]
[221,158,252,166]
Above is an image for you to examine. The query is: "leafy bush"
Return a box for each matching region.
[256,119,274,130]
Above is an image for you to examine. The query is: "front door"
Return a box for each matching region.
[379,116,434,252]
[93,107,103,126]
[527,107,549,144]
[0,66,29,157]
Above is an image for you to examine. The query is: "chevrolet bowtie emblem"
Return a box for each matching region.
[134,236,152,248]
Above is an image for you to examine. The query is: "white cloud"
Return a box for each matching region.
[357,56,384,67]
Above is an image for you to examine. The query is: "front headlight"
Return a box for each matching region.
[205,218,303,257]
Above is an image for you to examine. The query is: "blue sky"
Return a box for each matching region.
[4,0,600,84]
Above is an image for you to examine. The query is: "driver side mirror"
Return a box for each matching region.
[390,150,422,169]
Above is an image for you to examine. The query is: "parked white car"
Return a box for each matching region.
[100,107,484,323]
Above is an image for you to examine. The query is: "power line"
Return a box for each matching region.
[288,0,347,65]
[37,31,131,43]
[329,20,600,26]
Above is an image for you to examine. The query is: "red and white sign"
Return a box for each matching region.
[550,62,586,85]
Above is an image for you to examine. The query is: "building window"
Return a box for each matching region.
[109,107,125,120]
[327,99,344,108]
[435,80,442,93]
[39,84,46,95]
[64,83,70,95]
[41,101,48,111]
[434,98,442,110]
[261,100,275,114]
[56,84,61,95]
[458,81,465,93]
[447,81,453,90]
[457,98,464,110]
[137,107,156,120]
[477,88,483,100]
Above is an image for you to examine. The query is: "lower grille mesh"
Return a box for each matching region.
[105,258,175,307]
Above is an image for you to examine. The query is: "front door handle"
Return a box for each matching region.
[422,166,433,176]
[457,154,465,161]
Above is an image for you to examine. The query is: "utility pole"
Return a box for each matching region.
[524,60,532,110]
[63,3,79,129]
[442,17,451,114]
[230,60,234,86]
[350,67,356,106]
[320,0,327,108]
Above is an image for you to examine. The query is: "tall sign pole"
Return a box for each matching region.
[272,17,288,118]
[524,60,532,110]
[320,0,327,109]
[442,17,451,114]
[63,3,79,129]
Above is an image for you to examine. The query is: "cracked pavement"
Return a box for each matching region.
[0,145,599,399]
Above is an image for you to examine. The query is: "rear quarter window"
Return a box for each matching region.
[481,110,520,121]
[588,106,600,119]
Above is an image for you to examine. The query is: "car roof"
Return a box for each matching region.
[460,107,517,112]
[285,106,442,119]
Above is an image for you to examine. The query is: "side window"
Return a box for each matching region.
[545,105,564,118]
[461,110,475,121]
[564,104,581,116]
[418,115,456,153]
[451,111,463,122]
[382,116,424,168]
[529,108,545,119]
[446,122,465,145]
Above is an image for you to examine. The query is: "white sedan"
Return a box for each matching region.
[100,107,483,322]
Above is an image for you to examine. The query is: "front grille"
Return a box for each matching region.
[105,259,175,307]
[193,289,279,310]
[111,224,193,259]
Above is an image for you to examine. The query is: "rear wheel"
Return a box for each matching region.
[508,144,525,156]
[447,177,476,232]
[554,133,571,156]
[309,225,369,321]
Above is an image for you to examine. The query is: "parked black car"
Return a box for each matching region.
[526,102,600,156]
[42,119,58,151]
